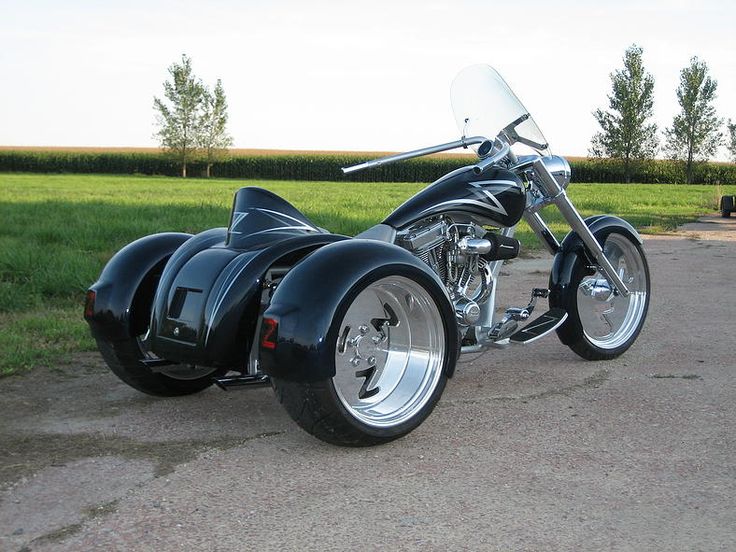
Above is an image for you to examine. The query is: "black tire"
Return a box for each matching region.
[96,260,226,396]
[271,267,456,447]
[552,229,650,361]
[97,337,225,397]
[721,196,734,217]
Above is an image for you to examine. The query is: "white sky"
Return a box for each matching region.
[1,0,734,159]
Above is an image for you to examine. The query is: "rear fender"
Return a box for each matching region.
[149,233,349,367]
[85,232,193,341]
[259,239,459,383]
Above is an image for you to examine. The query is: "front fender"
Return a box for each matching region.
[549,215,642,304]
[85,232,193,341]
[259,239,458,383]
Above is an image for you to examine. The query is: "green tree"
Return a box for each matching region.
[197,79,233,178]
[727,120,736,162]
[590,44,658,183]
[664,57,723,184]
[153,54,206,177]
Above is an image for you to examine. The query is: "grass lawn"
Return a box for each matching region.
[1,173,732,376]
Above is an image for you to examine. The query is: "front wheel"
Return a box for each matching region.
[272,269,456,446]
[552,230,650,360]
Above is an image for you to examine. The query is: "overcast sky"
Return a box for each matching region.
[1,0,734,159]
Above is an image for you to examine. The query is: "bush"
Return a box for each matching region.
[1,149,735,184]
[569,157,736,184]
[0,150,180,176]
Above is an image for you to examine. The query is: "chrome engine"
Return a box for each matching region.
[397,217,493,326]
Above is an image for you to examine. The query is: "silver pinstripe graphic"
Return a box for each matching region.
[204,254,255,346]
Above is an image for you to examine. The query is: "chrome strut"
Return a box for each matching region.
[531,159,630,297]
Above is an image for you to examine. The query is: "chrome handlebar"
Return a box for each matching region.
[341,136,488,175]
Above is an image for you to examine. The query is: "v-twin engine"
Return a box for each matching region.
[397,217,520,325]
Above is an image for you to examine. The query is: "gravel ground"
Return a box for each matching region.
[1,216,735,552]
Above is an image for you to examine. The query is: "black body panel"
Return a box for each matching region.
[147,187,347,368]
[258,239,459,383]
[225,187,322,249]
[382,166,525,229]
[85,232,193,341]
[548,215,642,317]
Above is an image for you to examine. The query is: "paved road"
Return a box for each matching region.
[1,217,735,551]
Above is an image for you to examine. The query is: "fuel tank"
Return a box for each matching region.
[383,166,525,229]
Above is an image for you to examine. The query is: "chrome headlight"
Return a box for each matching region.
[540,155,571,189]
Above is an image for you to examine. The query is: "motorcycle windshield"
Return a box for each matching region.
[451,64,551,156]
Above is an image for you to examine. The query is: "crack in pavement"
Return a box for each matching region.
[438,369,609,407]
[19,499,120,550]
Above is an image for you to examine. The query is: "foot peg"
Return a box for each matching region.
[509,308,567,345]
[214,374,270,390]
[488,288,551,342]
[488,317,518,341]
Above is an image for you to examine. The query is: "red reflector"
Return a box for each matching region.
[260,318,278,350]
[84,290,96,318]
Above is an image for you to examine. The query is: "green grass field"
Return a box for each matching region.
[1,173,732,376]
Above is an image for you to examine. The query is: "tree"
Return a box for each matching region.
[727,120,736,162]
[197,79,233,178]
[590,44,658,183]
[664,57,723,184]
[153,54,206,177]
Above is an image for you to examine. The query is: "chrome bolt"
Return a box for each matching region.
[351,357,361,367]
[367,356,376,366]
[358,325,369,335]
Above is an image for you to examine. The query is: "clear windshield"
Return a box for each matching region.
[451,64,550,156]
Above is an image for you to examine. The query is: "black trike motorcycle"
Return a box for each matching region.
[85,65,650,446]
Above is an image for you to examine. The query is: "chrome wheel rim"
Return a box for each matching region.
[576,234,648,349]
[333,276,445,429]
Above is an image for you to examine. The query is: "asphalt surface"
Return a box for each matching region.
[1,216,735,551]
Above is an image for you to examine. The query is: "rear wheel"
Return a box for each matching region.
[552,230,650,360]
[272,269,455,446]
[97,263,226,396]
[98,335,224,396]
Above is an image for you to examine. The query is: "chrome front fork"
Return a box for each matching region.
[529,159,630,297]
[461,159,629,354]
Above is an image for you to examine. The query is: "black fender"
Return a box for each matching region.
[149,232,349,367]
[85,232,193,341]
[259,239,459,383]
[549,215,643,322]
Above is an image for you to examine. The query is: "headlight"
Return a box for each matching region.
[541,155,571,189]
